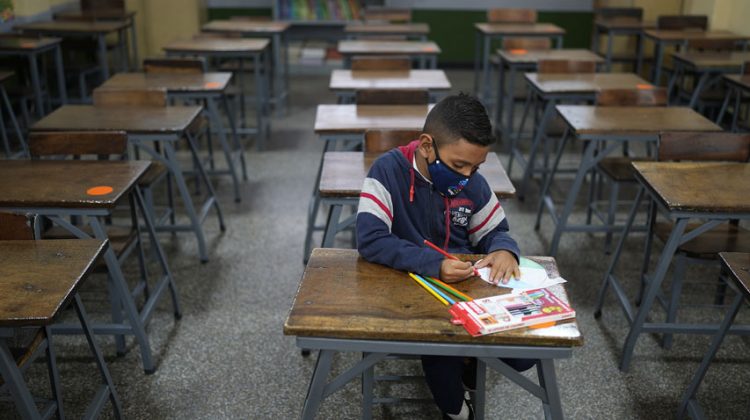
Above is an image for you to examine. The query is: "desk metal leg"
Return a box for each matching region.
[43,326,64,420]
[620,218,689,371]
[688,72,711,109]
[73,293,123,419]
[652,41,664,84]
[538,359,563,419]
[495,60,505,139]
[535,128,570,230]
[97,34,110,81]
[481,34,492,102]
[253,53,264,150]
[206,97,242,202]
[53,45,67,105]
[221,93,247,181]
[474,359,487,420]
[677,292,743,419]
[130,21,139,70]
[301,349,334,420]
[304,139,331,260]
[635,33,644,76]
[473,31,481,95]
[322,203,344,248]
[519,99,555,200]
[0,340,40,419]
[605,32,614,72]
[27,52,45,118]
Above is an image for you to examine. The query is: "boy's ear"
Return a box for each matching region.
[417,133,433,159]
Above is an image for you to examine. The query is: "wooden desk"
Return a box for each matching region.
[513,73,650,199]
[719,74,750,131]
[0,36,66,118]
[202,20,290,114]
[597,162,750,373]
[96,72,245,202]
[16,20,131,80]
[642,29,750,84]
[54,9,138,69]
[473,23,566,102]
[337,40,441,69]
[344,22,430,39]
[31,104,223,262]
[670,51,750,107]
[0,239,122,418]
[678,252,750,419]
[537,106,721,256]
[593,18,654,72]
[329,69,450,102]
[163,38,272,147]
[0,161,181,374]
[317,151,515,247]
[285,248,582,419]
[493,49,604,143]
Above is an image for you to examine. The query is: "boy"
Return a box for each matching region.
[356,93,534,419]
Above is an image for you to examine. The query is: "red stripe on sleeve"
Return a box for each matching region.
[468,202,500,235]
[360,192,393,221]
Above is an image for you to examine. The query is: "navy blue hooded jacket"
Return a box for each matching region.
[356,140,520,279]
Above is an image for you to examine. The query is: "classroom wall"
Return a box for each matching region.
[125,0,204,58]
[684,0,750,36]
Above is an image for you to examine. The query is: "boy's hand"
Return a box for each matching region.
[439,259,474,283]
[474,250,520,285]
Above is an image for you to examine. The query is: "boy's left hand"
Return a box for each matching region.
[474,250,520,285]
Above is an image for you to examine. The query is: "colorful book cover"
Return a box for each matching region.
[449,288,575,337]
[348,0,360,20]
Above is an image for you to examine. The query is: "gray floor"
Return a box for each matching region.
[3,70,749,419]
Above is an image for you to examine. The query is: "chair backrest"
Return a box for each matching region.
[538,59,597,74]
[657,15,708,31]
[29,131,128,159]
[194,31,242,39]
[355,89,428,105]
[143,57,207,74]
[487,8,536,24]
[596,87,668,107]
[92,87,168,107]
[81,0,125,12]
[658,132,750,162]
[362,7,412,23]
[502,37,552,50]
[229,15,272,22]
[351,55,411,71]
[0,212,35,240]
[364,130,421,153]
[686,38,739,52]
[744,61,750,75]
[594,7,643,20]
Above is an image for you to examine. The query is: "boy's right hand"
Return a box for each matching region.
[440,259,474,283]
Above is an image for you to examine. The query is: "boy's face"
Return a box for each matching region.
[418,134,490,177]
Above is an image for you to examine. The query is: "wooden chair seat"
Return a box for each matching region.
[138,161,168,187]
[43,225,136,265]
[654,222,750,259]
[597,156,649,182]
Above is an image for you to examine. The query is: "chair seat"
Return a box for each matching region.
[138,161,168,187]
[597,157,649,182]
[43,225,136,262]
[655,222,750,259]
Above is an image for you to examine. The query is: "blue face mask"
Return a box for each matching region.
[427,138,472,197]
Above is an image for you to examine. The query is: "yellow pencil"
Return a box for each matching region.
[408,272,449,306]
[425,276,473,301]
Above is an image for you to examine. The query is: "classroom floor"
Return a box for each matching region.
[3,70,750,420]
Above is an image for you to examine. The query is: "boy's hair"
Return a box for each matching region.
[422,93,495,146]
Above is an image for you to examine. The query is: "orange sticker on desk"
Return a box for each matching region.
[509,49,528,55]
[636,83,654,90]
[20,42,36,48]
[87,186,114,196]
[204,81,221,89]
[422,46,435,52]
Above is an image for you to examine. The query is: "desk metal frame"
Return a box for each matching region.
[297,336,571,420]
[0,40,67,118]
[592,23,645,73]
[594,186,750,372]
[1,186,182,374]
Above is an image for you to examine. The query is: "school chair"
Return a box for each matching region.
[364,129,421,153]
[351,55,411,72]
[0,212,66,419]
[27,130,168,356]
[362,7,412,23]
[588,87,667,252]
[487,8,537,24]
[355,89,429,105]
[656,15,709,31]
[667,38,741,112]
[509,59,598,174]
[646,132,750,349]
